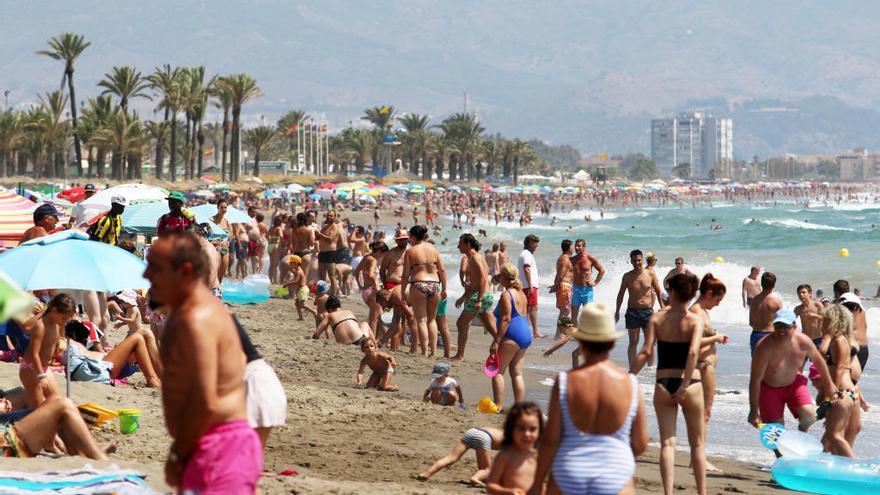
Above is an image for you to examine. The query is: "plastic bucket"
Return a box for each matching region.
[118,408,141,435]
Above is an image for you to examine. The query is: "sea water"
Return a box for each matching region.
[437,197,880,465]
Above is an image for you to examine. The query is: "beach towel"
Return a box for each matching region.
[0,465,159,494]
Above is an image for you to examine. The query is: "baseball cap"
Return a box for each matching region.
[772,308,797,326]
[838,292,864,310]
[84,184,96,192]
[431,362,450,379]
[315,280,330,294]
[395,228,409,240]
[166,191,186,202]
[111,195,128,206]
[33,204,61,223]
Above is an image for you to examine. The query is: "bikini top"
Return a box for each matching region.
[825,340,858,367]
[656,340,691,370]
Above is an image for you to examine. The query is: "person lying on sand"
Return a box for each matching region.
[356,337,399,391]
[423,363,466,409]
[312,296,371,345]
[417,426,503,486]
[0,395,115,460]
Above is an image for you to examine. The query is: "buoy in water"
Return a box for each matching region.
[875,260,880,268]
[713,256,725,263]
[840,248,850,258]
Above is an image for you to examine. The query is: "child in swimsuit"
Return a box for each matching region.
[284,255,315,321]
[423,362,465,409]
[417,426,504,486]
[356,338,399,391]
[485,402,542,495]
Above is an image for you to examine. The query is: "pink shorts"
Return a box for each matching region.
[360,287,376,305]
[181,420,263,494]
[759,373,812,422]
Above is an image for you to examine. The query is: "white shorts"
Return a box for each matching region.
[245,359,287,428]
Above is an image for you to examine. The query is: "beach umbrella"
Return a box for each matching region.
[0,188,55,242]
[189,204,253,224]
[0,272,34,323]
[58,187,88,203]
[316,182,337,190]
[188,189,216,200]
[308,193,322,200]
[286,183,307,193]
[77,184,168,222]
[210,183,231,191]
[357,195,377,203]
[0,230,148,292]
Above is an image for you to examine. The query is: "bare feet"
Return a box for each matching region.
[416,473,429,481]
[450,355,465,362]
[706,460,723,473]
[469,477,486,487]
[103,440,118,455]
[534,333,548,339]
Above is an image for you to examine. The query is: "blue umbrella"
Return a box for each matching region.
[0,230,148,292]
[189,204,252,224]
[309,193,322,200]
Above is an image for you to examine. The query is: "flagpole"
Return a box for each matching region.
[312,119,317,175]
[296,121,301,174]
[317,122,323,177]
[325,119,330,175]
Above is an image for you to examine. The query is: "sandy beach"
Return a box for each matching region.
[1,291,805,494]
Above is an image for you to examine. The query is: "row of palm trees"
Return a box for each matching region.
[0,33,544,183]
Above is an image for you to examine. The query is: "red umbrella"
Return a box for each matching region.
[58,187,86,203]
[316,183,337,190]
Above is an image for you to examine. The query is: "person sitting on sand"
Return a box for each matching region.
[0,395,115,460]
[423,362,466,409]
[313,280,331,324]
[107,289,143,334]
[284,255,315,321]
[356,337,399,392]
[59,320,162,387]
[417,426,504,486]
[487,402,542,495]
[312,296,371,345]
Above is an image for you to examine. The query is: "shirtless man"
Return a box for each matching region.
[290,212,316,279]
[452,234,497,361]
[380,229,409,344]
[834,280,869,372]
[354,241,388,341]
[749,309,836,432]
[210,199,233,283]
[551,240,573,338]
[145,232,262,493]
[486,244,501,290]
[663,257,695,292]
[748,272,783,355]
[794,283,825,345]
[615,249,664,369]
[742,266,762,308]
[349,226,367,273]
[316,210,347,296]
[195,223,223,299]
[21,204,63,243]
[569,239,605,326]
[498,241,510,267]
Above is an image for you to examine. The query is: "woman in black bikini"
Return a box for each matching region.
[311,296,371,345]
[816,303,858,457]
[401,225,447,357]
[631,272,706,495]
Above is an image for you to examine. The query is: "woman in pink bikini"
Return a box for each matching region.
[401,225,447,357]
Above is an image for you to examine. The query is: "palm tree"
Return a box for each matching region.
[94,109,145,180]
[481,139,501,179]
[399,113,431,176]
[147,64,180,180]
[36,91,69,178]
[145,120,169,178]
[179,67,214,179]
[210,78,233,181]
[36,33,90,171]
[438,113,484,181]
[0,111,22,177]
[363,106,397,171]
[219,74,261,182]
[242,126,276,177]
[98,66,151,112]
[80,96,113,178]
[203,122,223,168]
[341,128,374,174]
[276,110,307,171]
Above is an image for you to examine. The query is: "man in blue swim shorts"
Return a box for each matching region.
[615,249,664,369]
[569,239,605,325]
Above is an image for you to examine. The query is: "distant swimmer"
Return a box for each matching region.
[742,266,761,308]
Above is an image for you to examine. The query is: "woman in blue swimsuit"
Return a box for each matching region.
[490,263,533,410]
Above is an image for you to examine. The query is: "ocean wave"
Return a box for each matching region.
[746,218,854,232]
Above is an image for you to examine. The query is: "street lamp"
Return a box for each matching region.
[3,90,8,110]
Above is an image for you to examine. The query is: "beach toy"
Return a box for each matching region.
[776,429,823,458]
[839,248,849,257]
[713,256,725,263]
[221,280,270,305]
[118,408,141,435]
[757,422,785,450]
[477,396,499,414]
[380,311,393,327]
[772,454,880,494]
[484,353,500,378]
[77,403,118,427]
[875,260,880,268]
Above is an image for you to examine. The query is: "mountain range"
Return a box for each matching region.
[3,0,880,159]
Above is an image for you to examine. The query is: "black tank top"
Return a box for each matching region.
[234,316,261,363]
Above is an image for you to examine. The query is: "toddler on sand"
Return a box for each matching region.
[423,363,466,409]
[284,255,315,321]
[486,402,542,495]
[356,337,399,391]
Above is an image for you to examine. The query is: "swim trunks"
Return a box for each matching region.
[464,292,494,315]
[318,249,346,264]
[246,240,258,257]
[759,373,812,422]
[181,419,263,494]
[571,284,594,307]
[461,427,493,450]
[624,307,653,329]
[295,286,309,302]
[750,331,770,354]
[525,287,539,308]
[555,282,572,311]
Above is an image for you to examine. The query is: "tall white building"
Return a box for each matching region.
[651,111,733,178]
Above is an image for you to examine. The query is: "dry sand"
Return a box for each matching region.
[1,293,805,494]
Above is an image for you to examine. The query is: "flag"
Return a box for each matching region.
[205,147,214,157]
[311,124,318,132]
[319,124,328,132]
[285,124,298,137]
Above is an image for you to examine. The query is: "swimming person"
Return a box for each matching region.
[490,263,533,410]
[531,303,647,495]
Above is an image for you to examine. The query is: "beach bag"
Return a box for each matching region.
[65,348,112,384]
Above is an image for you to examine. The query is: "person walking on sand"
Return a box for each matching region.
[518,234,546,339]
[749,308,836,434]
[490,263,533,410]
[630,273,706,495]
[742,265,761,308]
[748,272,782,354]
[380,229,409,345]
[401,225,447,357]
[144,231,262,493]
[316,210,347,296]
[210,199,233,283]
[615,249,664,369]
[530,303,648,495]
[569,239,605,326]
[453,234,497,361]
[551,240,573,338]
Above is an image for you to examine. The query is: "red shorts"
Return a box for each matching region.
[247,240,258,257]
[383,282,400,291]
[525,287,538,307]
[759,374,812,422]
[181,420,263,494]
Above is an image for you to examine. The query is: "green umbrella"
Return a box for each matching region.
[0,271,34,323]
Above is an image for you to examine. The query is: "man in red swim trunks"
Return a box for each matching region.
[146,232,262,493]
[749,308,837,432]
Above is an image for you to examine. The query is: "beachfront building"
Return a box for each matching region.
[651,111,733,178]
[837,148,880,181]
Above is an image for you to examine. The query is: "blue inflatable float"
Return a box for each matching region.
[222,274,270,305]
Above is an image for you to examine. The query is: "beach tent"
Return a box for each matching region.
[189,204,252,224]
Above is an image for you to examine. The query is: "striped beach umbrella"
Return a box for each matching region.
[0,188,43,242]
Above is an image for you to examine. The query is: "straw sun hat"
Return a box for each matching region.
[571,303,623,342]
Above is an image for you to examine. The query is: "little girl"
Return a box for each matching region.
[486,402,543,495]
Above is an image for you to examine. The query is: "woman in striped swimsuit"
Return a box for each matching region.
[529,303,648,495]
